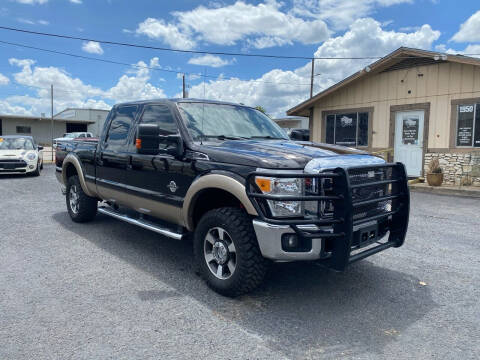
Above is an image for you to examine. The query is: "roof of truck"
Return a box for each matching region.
[114,98,254,108]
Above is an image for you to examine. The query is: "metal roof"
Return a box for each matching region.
[287,47,480,116]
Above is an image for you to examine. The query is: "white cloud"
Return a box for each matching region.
[188,55,235,68]
[136,18,196,50]
[136,0,330,49]
[188,18,440,117]
[13,0,48,4]
[0,73,9,85]
[292,0,413,31]
[70,0,82,4]
[2,57,165,115]
[17,18,49,25]
[81,41,104,55]
[451,10,480,43]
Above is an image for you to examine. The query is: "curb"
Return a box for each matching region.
[409,185,480,198]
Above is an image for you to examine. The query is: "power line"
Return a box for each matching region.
[0,40,314,87]
[1,25,461,61]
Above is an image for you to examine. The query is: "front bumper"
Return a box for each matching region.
[253,220,323,261]
[0,159,36,174]
[247,163,410,268]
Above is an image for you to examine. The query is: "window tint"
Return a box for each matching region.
[324,112,369,147]
[358,112,369,146]
[140,105,177,135]
[325,115,335,144]
[456,104,480,147]
[16,126,31,134]
[105,105,137,149]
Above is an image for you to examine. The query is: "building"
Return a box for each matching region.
[0,108,110,145]
[273,116,309,130]
[287,47,480,186]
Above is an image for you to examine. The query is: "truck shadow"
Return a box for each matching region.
[52,211,435,359]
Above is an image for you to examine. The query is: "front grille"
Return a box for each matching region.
[0,160,27,169]
[349,169,394,221]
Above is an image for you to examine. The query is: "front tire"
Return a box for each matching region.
[32,162,41,176]
[66,175,97,222]
[194,207,268,297]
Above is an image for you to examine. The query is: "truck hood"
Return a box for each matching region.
[199,139,370,168]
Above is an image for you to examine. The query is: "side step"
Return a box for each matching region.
[98,207,184,240]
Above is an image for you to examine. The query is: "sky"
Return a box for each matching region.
[0,0,480,118]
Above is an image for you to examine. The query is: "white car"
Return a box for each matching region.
[53,132,93,148]
[0,135,44,176]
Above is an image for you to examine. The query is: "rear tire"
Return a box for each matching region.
[194,207,268,297]
[66,175,97,222]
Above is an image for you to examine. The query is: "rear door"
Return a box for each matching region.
[96,105,138,202]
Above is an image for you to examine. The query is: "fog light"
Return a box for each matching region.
[281,233,312,252]
[29,165,34,169]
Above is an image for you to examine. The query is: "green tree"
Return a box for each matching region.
[255,105,267,115]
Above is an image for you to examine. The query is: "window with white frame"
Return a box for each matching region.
[325,112,368,147]
[456,103,480,147]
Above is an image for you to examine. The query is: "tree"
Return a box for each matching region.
[255,105,267,115]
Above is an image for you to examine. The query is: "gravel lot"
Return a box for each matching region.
[1,165,479,359]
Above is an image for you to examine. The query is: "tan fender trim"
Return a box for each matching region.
[62,154,97,197]
[183,174,258,231]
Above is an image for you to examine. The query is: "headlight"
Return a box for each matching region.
[255,177,303,217]
[26,152,37,161]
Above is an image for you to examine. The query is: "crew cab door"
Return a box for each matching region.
[96,105,138,202]
[124,104,189,223]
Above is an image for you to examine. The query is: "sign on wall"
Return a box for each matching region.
[402,116,419,145]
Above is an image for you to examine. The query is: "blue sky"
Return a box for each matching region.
[0,0,480,117]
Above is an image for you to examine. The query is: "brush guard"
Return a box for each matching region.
[246,163,410,270]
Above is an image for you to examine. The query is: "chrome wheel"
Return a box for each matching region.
[204,227,236,280]
[69,185,80,214]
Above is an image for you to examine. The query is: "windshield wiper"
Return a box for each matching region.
[203,135,248,141]
[249,135,286,140]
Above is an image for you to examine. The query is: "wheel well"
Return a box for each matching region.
[192,188,245,228]
[65,163,78,180]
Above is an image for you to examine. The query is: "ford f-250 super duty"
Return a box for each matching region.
[55,99,409,296]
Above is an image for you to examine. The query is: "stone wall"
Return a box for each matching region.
[424,152,480,186]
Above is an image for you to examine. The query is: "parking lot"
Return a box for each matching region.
[1,165,479,359]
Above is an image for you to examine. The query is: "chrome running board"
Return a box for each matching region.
[98,207,184,240]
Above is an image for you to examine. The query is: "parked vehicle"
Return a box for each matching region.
[289,128,310,141]
[53,132,93,148]
[0,135,44,176]
[55,99,409,296]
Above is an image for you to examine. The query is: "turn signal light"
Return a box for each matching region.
[135,138,142,149]
[255,177,272,193]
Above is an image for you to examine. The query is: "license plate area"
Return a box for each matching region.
[352,221,379,249]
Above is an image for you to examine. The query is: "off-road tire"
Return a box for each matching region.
[194,207,268,297]
[66,175,97,223]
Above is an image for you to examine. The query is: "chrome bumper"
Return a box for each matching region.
[252,220,323,261]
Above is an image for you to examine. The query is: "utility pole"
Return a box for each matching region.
[50,84,54,161]
[310,58,314,98]
[182,73,186,98]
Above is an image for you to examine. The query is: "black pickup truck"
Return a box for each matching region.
[56,99,409,296]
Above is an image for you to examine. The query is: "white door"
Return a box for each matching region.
[394,110,424,177]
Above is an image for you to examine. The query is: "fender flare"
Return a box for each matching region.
[62,153,96,197]
[182,173,258,231]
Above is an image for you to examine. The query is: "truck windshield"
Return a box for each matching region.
[0,137,34,150]
[177,102,288,141]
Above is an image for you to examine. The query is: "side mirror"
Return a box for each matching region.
[136,124,160,155]
[163,134,184,158]
[38,146,44,151]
